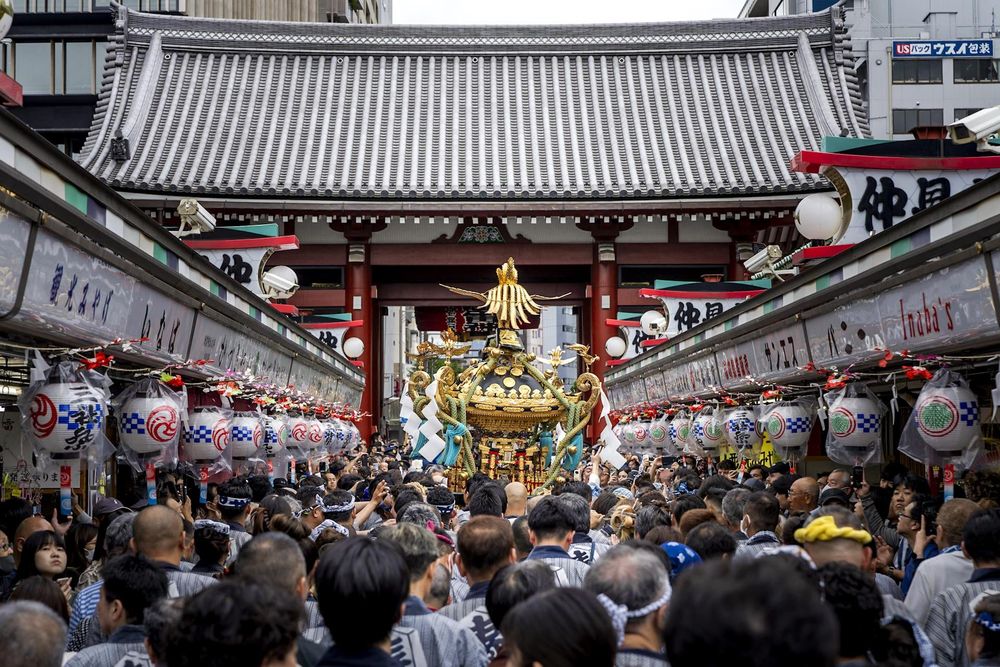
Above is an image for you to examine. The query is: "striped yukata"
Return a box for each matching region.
[881,596,939,667]
[568,533,612,565]
[398,596,488,667]
[157,561,217,598]
[439,582,502,659]
[305,598,325,628]
[524,545,590,588]
[65,624,147,667]
[616,648,670,667]
[68,579,103,634]
[925,569,1000,667]
[302,625,429,667]
[733,531,781,561]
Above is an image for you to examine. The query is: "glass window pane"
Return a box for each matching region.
[931,109,943,126]
[65,41,93,94]
[14,42,52,94]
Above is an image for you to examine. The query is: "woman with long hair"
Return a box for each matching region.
[15,530,69,602]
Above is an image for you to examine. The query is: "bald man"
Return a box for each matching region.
[789,477,820,514]
[504,482,528,520]
[133,506,215,598]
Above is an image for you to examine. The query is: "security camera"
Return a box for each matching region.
[948,106,1000,154]
[174,199,217,237]
[743,245,783,274]
[261,265,299,300]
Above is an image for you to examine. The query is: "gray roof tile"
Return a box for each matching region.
[79,5,868,200]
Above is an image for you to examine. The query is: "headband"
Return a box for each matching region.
[611,487,634,501]
[433,502,456,516]
[217,495,251,510]
[977,611,1000,632]
[794,515,872,546]
[310,519,350,541]
[596,588,672,646]
[320,498,356,514]
[193,519,230,536]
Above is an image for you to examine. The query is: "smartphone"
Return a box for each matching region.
[40,493,58,520]
[851,466,864,488]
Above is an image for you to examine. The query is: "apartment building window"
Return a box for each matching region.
[892,108,943,133]
[954,59,1000,83]
[955,108,982,121]
[2,40,108,95]
[891,59,943,84]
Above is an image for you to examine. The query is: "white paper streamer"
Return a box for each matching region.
[417,378,446,462]
[597,389,627,469]
[399,380,421,444]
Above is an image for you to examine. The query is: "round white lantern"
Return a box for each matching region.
[633,421,650,446]
[26,379,106,458]
[118,393,180,455]
[764,404,813,452]
[620,421,636,447]
[668,415,692,450]
[694,413,726,452]
[343,337,365,359]
[288,415,311,450]
[649,419,669,450]
[182,407,229,462]
[640,310,667,337]
[828,396,882,450]
[913,385,980,454]
[322,420,338,450]
[724,408,762,451]
[794,194,844,241]
[261,416,288,458]
[605,336,627,359]
[229,412,263,459]
[303,418,324,451]
[345,422,362,450]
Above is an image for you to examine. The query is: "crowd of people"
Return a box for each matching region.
[1,443,999,667]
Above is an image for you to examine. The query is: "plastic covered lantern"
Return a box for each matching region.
[287,415,311,453]
[825,385,884,466]
[668,414,692,452]
[114,377,184,469]
[900,369,982,468]
[182,406,231,463]
[724,407,761,452]
[20,361,110,462]
[649,417,671,453]
[693,412,726,453]
[229,412,263,460]
[763,401,814,460]
[321,420,339,452]
[261,415,288,458]
[304,418,324,451]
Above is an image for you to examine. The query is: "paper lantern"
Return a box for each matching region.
[913,385,980,454]
[229,412,263,459]
[605,336,627,359]
[764,403,813,452]
[118,393,180,455]
[693,413,725,452]
[649,419,670,449]
[302,418,324,451]
[261,416,287,458]
[287,415,311,450]
[182,407,229,462]
[343,337,365,359]
[633,422,650,446]
[828,396,882,450]
[724,408,761,451]
[26,379,106,457]
[322,421,339,451]
[621,421,636,446]
[668,415,692,450]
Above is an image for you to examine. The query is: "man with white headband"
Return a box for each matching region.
[216,478,254,565]
[311,490,357,541]
[583,543,671,667]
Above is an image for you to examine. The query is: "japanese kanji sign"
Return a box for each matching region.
[893,40,994,58]
[644,291,761,339]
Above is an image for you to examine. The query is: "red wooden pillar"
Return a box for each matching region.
[345,252,374,440]
[332,217,387,443]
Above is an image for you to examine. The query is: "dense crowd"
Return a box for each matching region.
[1,442,1000,667]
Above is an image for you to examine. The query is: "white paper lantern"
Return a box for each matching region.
[724,408,762,451]
[668,415,692,450]
[605,336,627,359]
[288,415,311,450]
[26,380,106,457]
[229,413,263,459]
[322,420,339,450]
[649,419,669,449]
[343,337,365,359]
[794,194,844,241]
[633,422,650,446]
[303,418,324,451]
[119,394,180,455]
[261,416,288,458]
[913,385,980,454]
[764,404,813,452]
[828,396,882,450]
[694,413,726,452]
[182,407,229,462]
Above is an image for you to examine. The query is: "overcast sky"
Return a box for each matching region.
[392,0,748,25]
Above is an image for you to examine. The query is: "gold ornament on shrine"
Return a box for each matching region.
[405,258,600,492]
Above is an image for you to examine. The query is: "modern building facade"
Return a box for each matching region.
[2,0,391,154]
[742,0,1000,138]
